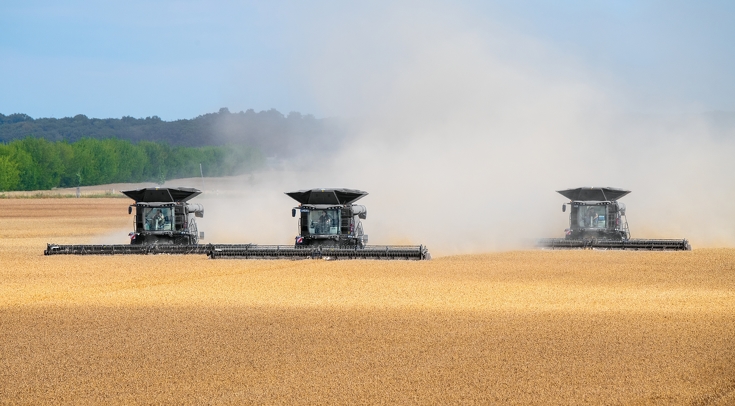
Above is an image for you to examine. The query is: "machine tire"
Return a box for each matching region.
[189,219,199,245]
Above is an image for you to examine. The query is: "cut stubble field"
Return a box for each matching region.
[1,199,734,405]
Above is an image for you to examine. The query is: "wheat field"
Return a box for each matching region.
[0,198,734,405]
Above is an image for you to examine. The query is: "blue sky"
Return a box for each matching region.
[1,0,734,120]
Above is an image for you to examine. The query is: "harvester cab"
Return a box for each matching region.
[123,187,205,245]
[558,187,631,241]
[286,188,369,248]
[538,186,691,250]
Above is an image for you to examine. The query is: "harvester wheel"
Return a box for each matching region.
[189,219,199,244]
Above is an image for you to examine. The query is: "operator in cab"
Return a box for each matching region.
[152,209,165,230]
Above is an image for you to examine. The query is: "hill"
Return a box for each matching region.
[0,108,345,158]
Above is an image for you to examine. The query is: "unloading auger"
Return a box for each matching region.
[207,188,431,260]
[537,187,691,251]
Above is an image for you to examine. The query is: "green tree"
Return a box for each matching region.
[113,139,147,182]
[8,145,36,190]
[16,137,64,189]
[0,146,20,191]
[0,137,263,191]
[66,138,123,185]
[57,141,76,187]
[95,138,120,184]
[139,141,170,184]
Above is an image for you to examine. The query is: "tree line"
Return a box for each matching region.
[0,108,346,158]
[0,137,263,191]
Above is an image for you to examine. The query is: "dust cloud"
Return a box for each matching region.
[197,3,735,254]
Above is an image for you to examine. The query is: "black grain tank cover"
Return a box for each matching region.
[122,187,201,203]
[286,188,368,205]
[557,187,631,202]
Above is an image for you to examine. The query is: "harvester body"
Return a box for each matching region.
[124,187,204,245]
[288,188,368,248]
[565,201,629,240]
[538,187,690,250]
[558,187,631,241]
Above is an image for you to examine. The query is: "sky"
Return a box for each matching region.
[1,0,734,120]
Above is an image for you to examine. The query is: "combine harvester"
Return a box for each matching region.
[45,187,211,255]
[208,188,431,260]
[45,187,431,260]
[537,187,691,250]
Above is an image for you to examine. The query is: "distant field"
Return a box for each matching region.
[1,199,734,405]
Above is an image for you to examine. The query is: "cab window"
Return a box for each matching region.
[576,206,606,229]
[143,207,173,230]
[307,209,340,235]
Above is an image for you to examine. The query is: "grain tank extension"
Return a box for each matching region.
[537,187,691,250]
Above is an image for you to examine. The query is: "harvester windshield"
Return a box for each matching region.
[307,209,340,235]
[143,207,173,231]
[575,206,606,229]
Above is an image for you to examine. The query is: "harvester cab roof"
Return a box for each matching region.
[122,187,201,203]
[556,187,631,202]
[285,188,368,205]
